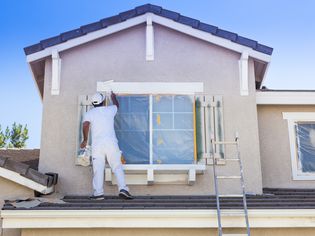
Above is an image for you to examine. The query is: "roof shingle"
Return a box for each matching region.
[24,4,273,56]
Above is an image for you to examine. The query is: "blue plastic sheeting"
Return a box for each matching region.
[115,96,149,164]
[296,123,315,172]
[153,95,195,164]
[114,95,195,165]
[153,130,194,164]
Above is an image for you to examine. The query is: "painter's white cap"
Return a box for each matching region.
[91,93,105,105]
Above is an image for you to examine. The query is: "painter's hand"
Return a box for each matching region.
[80,140,87,149]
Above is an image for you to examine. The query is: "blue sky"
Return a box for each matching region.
[0,0,314,148]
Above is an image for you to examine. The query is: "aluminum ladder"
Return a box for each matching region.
[211,134,250,236]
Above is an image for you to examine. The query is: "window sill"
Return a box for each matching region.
[105,164,205,185]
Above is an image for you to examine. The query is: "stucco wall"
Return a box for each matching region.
[258,105,315,188]
[0,177,34,236]
[21,228,315,236]
[39,23,263,195]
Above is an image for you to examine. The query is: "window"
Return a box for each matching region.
[115,95,195,165]
[76,82,225,184]
[283,112,315,180]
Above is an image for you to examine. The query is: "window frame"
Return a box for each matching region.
[283,112,315,180]
[115,94,197,165]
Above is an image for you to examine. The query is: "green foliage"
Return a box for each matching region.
[0,125,10,148]
[0,123,29,148]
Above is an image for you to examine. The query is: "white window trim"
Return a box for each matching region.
[283,112,315,180]
[97,81,204,95]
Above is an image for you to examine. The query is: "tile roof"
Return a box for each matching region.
[0,149,39,170]
[3,188,315,210]
[24,4,273,56]
[0,156,57,187]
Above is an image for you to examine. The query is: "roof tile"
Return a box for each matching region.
[119,9,137,21]
[135,4,150,14]
[256,43,273,55]
[215,29,238,41]
[24,43,43,55]
[100,15,122,28]
[0,156,7,167]
[159,9,180,21]
[198,22,218,34]
[148,4,162,14]
[40,36,63,49]
[177,15,199,28]
[80,21,103,34]
[235,35,257,48]
[60,28,83,41]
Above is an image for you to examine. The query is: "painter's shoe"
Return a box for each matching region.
[119,189,134,200]
[89,194,105,200]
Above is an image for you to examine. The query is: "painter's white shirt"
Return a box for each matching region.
[83,105,118,145]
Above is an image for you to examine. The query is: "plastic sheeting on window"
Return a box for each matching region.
[296,123,315,172]
[152,95,195,164]
[114,95,195,165]
[114,96,150,164]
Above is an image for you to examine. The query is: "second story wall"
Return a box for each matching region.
[39,23,263,195]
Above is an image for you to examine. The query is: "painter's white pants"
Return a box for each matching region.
[92,140,128,196]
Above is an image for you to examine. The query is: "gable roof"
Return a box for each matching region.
[24,4,273,56]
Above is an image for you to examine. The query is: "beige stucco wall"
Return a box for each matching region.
[21,228,315,236]
[39,23,263,195]
[258,105,315,188]
[0,177,34,236]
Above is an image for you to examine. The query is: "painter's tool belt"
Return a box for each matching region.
[77,146,91,167]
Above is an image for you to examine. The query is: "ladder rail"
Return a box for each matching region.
[211,134,251,236]
[236,137,251,236]
[211,138,223,236]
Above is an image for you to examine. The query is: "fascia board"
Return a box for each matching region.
[257,91,315,105]
[2,209,315,229]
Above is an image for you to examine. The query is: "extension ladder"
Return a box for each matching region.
[211,133,250,236]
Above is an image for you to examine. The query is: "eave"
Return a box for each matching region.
[2,209,315,229]
[256,91,315,105]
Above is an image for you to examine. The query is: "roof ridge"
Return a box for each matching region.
[24,3,273,56]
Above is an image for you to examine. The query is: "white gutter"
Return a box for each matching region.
[256,91,315,105]
[2,209,315,228]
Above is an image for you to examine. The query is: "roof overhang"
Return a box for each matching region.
[27,13,271,63]
[0,167,54,194]
[256,91,315,105]
[28,12,271,99]
[2,209,315,228]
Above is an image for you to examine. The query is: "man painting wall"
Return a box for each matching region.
[80,92,133,200]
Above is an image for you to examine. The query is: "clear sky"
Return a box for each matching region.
[0,0,314,148]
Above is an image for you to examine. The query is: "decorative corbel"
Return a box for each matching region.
[51,50,61,95]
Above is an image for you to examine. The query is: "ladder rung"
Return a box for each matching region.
[219,194,243,197]
[212,141,237,145]
[217,176,241,179]
[222,234,248,236]
[224,158,240,161]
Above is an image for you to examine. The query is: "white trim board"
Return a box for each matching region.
[3,209,315,229]
[257,91,315,105]
[105,164,205,185]
[97,82,204,94]
[0,167,54,194]
[283,112,315,180]
[26,13,271,63]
